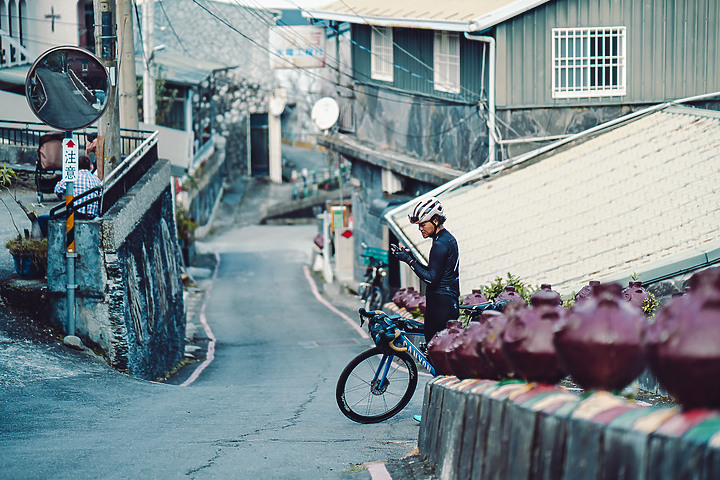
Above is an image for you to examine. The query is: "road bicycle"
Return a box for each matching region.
[336,308,431,423]
[336,302,509,423]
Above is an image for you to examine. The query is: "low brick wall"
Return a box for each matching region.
[419,377,720,480]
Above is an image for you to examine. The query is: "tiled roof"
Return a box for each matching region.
[388,105,720,295]
[305,0,551,31]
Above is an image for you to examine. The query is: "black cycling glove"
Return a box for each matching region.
[393,248,413,264]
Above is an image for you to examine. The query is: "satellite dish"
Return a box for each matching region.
[311,97,339,131]
[269,96,286,116]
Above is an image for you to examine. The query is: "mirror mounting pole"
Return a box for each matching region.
[95,0,122,175]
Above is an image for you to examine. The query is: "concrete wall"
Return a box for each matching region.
[352,85,488,171]
[179,136,228,233]
[349,87,720,165]
[350,84,645,164]
[47,159,185,380]
[0,143,37,167]
[420,377,720,480]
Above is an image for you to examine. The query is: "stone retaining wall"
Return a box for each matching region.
[47,158,185,380]
[420,377,720,480]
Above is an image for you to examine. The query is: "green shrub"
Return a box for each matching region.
[479,272,537,304]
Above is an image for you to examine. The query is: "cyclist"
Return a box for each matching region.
[391,196,460,347]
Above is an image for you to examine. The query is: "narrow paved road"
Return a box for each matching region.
[1,217,429,479]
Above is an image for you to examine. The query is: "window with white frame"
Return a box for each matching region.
[552,27,626,98]
[434,31,460,93]
[371,26,393,82]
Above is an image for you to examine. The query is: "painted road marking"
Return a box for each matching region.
[303,264,369,339]
[180,252,220,387]
[367,462,392,480]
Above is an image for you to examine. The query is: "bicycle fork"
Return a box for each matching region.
[371,354,395,394]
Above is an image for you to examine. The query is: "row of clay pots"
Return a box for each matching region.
[392,287,426,315]
[462,281,651,309]
[426,268,720,410]
[460,285,530,306]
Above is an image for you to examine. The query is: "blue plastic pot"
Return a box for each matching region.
[10,253,45,279]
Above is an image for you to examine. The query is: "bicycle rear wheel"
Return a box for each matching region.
[364,287,383,312]
[336,347,418,423]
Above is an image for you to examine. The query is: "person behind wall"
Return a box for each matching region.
[390,197,460,347]
[85,133,98,171]
[38,155,102,237]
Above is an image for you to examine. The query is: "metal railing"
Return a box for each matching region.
[100,131,159,215]
[0,29,32,67]
[0,120,153,159]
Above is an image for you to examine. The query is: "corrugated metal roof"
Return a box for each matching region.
[136,53,233,86]
[387,105,720,295]
[304,0,551,32]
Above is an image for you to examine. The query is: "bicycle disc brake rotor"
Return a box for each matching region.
[370,378,389,395]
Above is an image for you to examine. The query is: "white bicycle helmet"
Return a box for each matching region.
[408,197,445,224]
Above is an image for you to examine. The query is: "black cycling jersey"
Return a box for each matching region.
[408,228,460,299]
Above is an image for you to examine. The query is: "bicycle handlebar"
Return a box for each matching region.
[459,300,511,314]
[388,330,407,352]
[358,308,379,318]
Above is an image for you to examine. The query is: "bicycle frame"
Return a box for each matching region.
[378,331,435,378]
[395,333,435,375]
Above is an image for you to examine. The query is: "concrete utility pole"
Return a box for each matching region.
[94,0,121,176]
[117,0,139,130]
[142,0,156,125]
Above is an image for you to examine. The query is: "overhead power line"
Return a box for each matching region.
[187,0,487,138]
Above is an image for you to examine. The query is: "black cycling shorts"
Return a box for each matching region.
[424,292,459,344]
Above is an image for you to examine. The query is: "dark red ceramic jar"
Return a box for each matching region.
[644,268,720,409]
[496,285,525,304]
[554,283,647,391]
[427,320,464,376]
[502,289,567,384]
[574,280,600,303]
[392,288,407,307]
[462,289,489,306]
[404,291,422,311]
[623,281,651,310]
[531,284,562,306]
[479,312,514,379]
[448,321,496,379]
[400,287,419,308]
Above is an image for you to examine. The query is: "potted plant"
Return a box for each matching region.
[5,231,48,279]
[1,163,47,278]
[176,203,198,266]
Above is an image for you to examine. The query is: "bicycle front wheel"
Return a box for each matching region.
[336,347,418,423]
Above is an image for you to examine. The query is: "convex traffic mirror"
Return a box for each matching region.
[25,46,110,131]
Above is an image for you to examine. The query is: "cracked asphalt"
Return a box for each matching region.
[0,172,436,479]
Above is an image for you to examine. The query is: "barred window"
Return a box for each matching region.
[371,26,393,82]
[434,31,460,93]
[552,27,626,98]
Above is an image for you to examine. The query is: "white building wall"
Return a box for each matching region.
[1,0,80,66]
